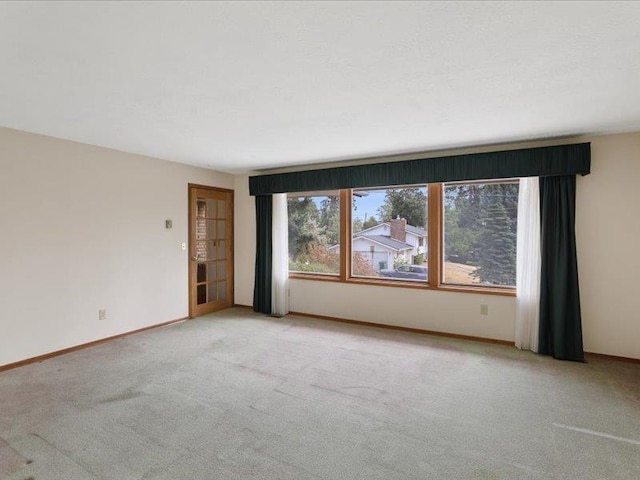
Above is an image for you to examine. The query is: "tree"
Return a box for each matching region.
[352,215,378,234]
[472,192,517,285]
[352,217,364,234]
[287,197,321,260]
[318,196,340,246]
[378,187,427,227]
[443,184,482,264]
[443,183,518,268]
[362,215,378,230]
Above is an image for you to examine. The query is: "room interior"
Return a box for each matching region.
[1,2,639,479]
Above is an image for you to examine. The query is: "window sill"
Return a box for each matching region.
[436,284,516,297]
[289,274,516,296]
[289,272,340,282]
[346,277,429,290]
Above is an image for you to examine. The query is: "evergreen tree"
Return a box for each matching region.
[472,194,517,285]
[444,183,518,269]
[443,184,482,264]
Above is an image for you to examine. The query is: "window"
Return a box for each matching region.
[287,192,340,276]
[351,186,428,282]
[443,181,519,287]
[288,180,518,295]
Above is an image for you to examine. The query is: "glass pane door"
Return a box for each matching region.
[190,187,233,317]
[195,198,227,305]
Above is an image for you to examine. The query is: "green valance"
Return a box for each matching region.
[249,143,590,196]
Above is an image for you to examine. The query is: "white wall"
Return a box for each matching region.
[233,174,256,307]
[0,127,234,366]
[289,280,516,341]
[234,132,640,359]
[576,132,640,359]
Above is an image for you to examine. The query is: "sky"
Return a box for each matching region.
[305,189,387,222]
[306,188,428,223]
[352,190,387,222]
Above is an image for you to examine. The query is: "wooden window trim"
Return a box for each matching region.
[287,182,518,297]
[291,276,515,297]
[435,284,516,297]
[428,183,442,287]
[289,272,340,282]
[340,189,351,282]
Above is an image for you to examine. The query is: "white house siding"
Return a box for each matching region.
[352,236,395,271]
[356,223,425,258]
[328,223,425,271]
[362,224,390,237]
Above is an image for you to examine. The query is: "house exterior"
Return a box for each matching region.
[329,217,426,271]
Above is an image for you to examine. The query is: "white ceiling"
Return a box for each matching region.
[1,1,640,173]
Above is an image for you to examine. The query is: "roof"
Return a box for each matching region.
[356,222,426,237]
[405,224,426,236]
[355,235,413,251]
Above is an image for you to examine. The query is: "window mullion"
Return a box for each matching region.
[340,189,351,281]
[428,183,442,287]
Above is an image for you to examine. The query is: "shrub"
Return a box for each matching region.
[352,252,378,277]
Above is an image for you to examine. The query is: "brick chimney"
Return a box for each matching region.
[389,216,406,242]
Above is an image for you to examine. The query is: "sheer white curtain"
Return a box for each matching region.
[516,177,541,351]
[271,193,289,317]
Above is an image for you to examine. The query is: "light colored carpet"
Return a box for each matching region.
[0,307,639,479]
[0,438,27,478]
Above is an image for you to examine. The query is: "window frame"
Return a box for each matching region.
[350,184,428,284]
[286,191,342,278]
[288,184,516,297]
[441,179,520,291]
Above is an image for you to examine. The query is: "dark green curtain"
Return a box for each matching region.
[538,175,584,362]
[249,143,590,195]
[253,195,273,314]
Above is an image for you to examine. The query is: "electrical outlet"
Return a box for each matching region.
[480,304,489,315]
[99,309,107,321]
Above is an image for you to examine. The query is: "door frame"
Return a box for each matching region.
[188,183,234,319]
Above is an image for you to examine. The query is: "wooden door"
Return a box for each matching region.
[189,185,234,317]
